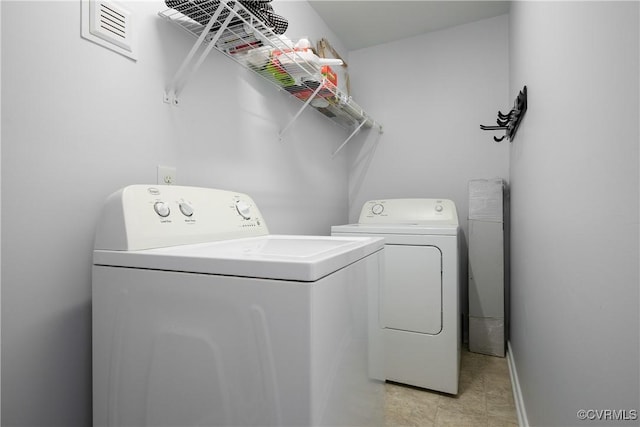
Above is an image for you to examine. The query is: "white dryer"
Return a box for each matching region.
[332,199,460,394]
[92,185,385,427]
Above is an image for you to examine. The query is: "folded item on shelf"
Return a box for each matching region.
[165,0,236,31]
[284,80,335,101]
[239,1,288,34]
[164,0,288,35]
[215,26,262,54]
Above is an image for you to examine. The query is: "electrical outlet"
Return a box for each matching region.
[157,165,176,185]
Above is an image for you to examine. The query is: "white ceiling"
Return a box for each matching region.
[307,1,511,51]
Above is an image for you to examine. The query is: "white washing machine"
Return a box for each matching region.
[332,199,460,394]
[92,185,385,427]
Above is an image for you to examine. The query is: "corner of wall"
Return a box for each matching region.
[506,341,528,427]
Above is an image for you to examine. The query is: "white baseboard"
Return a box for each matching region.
[507,341,529,427]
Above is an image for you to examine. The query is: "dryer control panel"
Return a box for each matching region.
[358,199,458,225]
[94,185,269,250]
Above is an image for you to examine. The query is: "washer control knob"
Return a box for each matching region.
[179,202,194,217]
[236,200,251,220]
[154,201,170,217]
[371,203,384,215]
[435,205,444,212]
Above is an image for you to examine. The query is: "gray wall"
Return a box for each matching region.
[345,14,510,226]
[345,14,509,236]
[1,1,353,425]
[509,2,639,426]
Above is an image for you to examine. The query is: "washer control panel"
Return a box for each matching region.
[95,185,269,250]
[358,198,458,225]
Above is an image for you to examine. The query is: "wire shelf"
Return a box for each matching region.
[159,0,382,151]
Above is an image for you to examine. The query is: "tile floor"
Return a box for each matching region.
[384,347,519,427]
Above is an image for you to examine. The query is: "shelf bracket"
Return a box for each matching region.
[163,3,236,105]
[331,118,368,157]
[278,82,325,140]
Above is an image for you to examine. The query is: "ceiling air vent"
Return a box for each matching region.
[81,0,137,60]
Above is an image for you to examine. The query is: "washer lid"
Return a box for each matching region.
[93,235,384,282]
[331,223,459,236]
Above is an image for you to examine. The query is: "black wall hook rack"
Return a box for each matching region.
[480,86,527,142]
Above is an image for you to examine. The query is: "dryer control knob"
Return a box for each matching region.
[154,201,170,217]
[236,200,252,220]
[435,205,444,212]
[179,202,194,217]
[371,203,384,215]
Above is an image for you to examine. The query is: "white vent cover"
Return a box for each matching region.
[90,0,131,50]
[81,0,137,60]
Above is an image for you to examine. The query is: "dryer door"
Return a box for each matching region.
[382,245,442,334]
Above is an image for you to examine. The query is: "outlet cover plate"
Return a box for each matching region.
[157,166,177,185]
